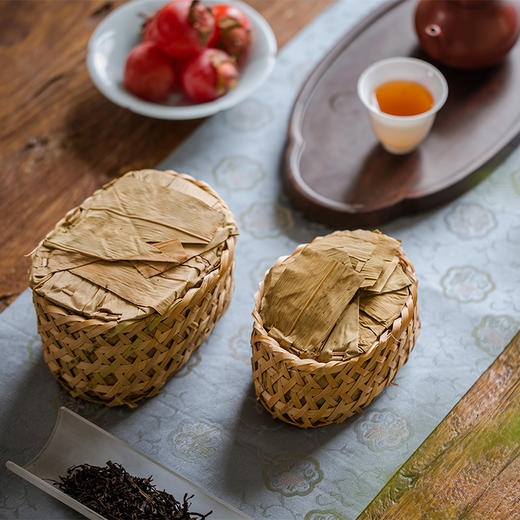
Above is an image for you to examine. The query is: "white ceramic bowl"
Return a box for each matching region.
[357,57,448,154]
[87,0,277,119]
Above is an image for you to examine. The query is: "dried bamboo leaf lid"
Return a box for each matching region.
[30,169,238,322]
[259,230,413,362]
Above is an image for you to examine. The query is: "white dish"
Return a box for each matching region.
[87,0,277,119]
[6,407,252,520]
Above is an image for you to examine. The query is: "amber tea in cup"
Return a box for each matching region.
[357,57,448,154]
[375,80,434,116]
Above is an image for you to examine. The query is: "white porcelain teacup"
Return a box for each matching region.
[357,57,448,154]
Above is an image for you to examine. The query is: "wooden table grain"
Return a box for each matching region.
[359,331,520,519]
[0,0,333,311]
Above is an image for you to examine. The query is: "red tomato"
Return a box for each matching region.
[181,48,238,103]
[155,0,215,59]
[123,42,176,102]
[208,4,251,62]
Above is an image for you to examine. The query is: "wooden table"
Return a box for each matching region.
[360,332,520,519]
[0,0,332,311]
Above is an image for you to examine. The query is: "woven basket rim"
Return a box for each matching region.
[252,242,418,370]
[30,169,238,324]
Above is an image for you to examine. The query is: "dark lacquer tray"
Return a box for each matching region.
[285,0,520,227]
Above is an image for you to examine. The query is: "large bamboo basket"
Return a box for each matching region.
[31,171,236,407]
[251,244,419,429]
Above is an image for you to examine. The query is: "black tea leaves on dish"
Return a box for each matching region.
[53,460,212,520]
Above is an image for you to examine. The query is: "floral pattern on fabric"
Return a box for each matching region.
[229,325,252,364]
[441,266,494,303]
[213,155,266,190]
[264,453,323,497]
[445,202,496,239]
[168,419,224,463]
[473,315,519,355]
[356,410,409,451]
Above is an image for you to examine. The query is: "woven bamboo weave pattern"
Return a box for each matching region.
[251,245,419,429]
[31,171,237,407]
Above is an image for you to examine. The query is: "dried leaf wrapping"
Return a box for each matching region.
[314,231,378,267]
[261,247,364,358]
[360,287,410,327]
[367,263,411,294]
[260,229,412,361]
[359,310,387,349]
[71,261,185,315]
[320,295,362,361]
[261,247,364,357]
[30,170,238,321]
[85,175,223,243]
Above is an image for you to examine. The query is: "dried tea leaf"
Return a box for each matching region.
[71,261,185,315]
[359,233,400,289]
[359,310,386,349]
[44,170,230,265]
[30,247,98,284]
[133,261,172,279]
[131,239,189,278]
[268,326,295,350]
[53,460,212,520]
[360,287,409,327]
[320,294,363,361]
[34,270,146,322]
[364,256,398,291]
[367,263,412,294]
[154,169,219,208]
[261,247,363,357]
[260,251,302,311]
[86,174,222,243]
[162,244,225,286]
[45,211,187,262]
[181,227,231,259]
[310,231,378,268]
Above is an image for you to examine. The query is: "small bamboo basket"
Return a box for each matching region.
[31,170,237,407]
[251,243,419,429]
